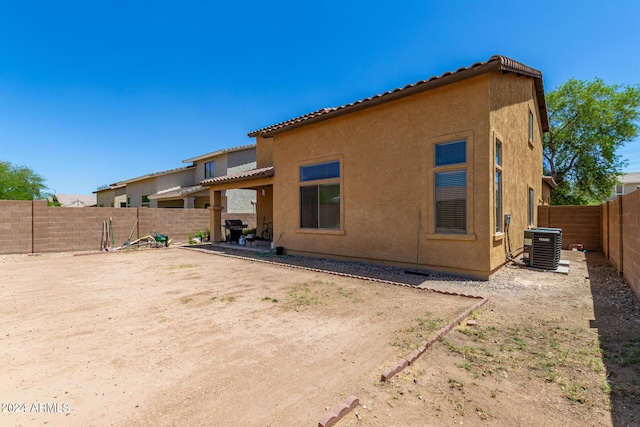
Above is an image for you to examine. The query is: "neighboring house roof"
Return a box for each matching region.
[542,176,558,189]
[201,166,274,186]
[147,185,208,200]
[54,194,97,207]
[93,183,126,194]
[115,165,194,186]
[182,143,256,164]
[618,171,640,184]
[248,55,548,138]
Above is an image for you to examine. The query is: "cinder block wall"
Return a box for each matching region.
[607,199,622,272]
[0,200,33,254]
[33,203,138,253]
[536,205,602,251]
[138,208,210,245]
[621,191,640,299]
[601,203,609,259]
[0,200,241,254]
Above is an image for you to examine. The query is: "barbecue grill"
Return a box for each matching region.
[224,219,248,243]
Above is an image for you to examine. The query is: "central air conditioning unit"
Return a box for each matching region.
[523,228,562,270]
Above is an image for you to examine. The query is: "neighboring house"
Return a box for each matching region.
[95,144,256,211]
[610,171,640,199]
[541,176,557,205]
[52,194,97,207]
[202,55,549,278]
[95,184,126,207]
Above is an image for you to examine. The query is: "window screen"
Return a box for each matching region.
[435,170,466,233]
[435,140,466,166]
[300,184,340,229]
[300,161,340,182]
[205,161,215,179]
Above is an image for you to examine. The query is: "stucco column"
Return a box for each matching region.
[184,196,195,209]
[211,190,223,242]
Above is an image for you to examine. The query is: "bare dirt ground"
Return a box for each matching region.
[0,248,472,426]
[1,247,638,426]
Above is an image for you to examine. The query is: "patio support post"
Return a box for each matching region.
[212,190,223,242]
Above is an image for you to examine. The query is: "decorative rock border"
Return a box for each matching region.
[318,395,359,427]
[380,296,488,381]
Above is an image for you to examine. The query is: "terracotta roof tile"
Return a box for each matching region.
[200,166,274,186]
[249,55,548,138]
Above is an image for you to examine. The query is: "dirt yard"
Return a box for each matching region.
[0,248,473,426]
[1,247,638,426]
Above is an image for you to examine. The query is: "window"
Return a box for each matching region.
[435,171,467,233]
[435,140,466,166]
[495,140,502,233]
[434,140,467,234]
[615,184,624,195]
[300,161,340,182]
[142,195,150,208]
[127,197,131,207]
[299,161,340,229]
[528,187,534,226]
[205,161,215,179]
[529,110,534,144]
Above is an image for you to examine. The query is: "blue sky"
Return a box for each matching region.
[1,0,639,195]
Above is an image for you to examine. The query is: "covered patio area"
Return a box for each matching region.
[201,166,274,243]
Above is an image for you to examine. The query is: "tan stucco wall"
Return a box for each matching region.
[488,72,544,272]
[269,75,493,277]
[256,135,273,168]
[262,71,544,277]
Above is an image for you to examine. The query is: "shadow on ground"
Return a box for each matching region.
[586,252,640,426]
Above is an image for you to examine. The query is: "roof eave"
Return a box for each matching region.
[248,55,549,138]
[181,143,256,164]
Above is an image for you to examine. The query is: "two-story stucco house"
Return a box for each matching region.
[202,56,549,278]
[610,171,640,200]
[96,144,256,212]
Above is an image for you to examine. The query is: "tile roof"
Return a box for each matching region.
[200,166,274,186]
[182,143,256,164]
[53,194,97,207]
[93,183,126,194]
[542,176,558,189]
[114,165,194,186]
[619,172,640,184]
[249,55,548,138]
[147,185,208,200]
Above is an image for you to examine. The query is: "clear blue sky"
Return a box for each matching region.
[1,0,639,195]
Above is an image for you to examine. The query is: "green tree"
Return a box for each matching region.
[544,78,640,205]
[0,161,48,200]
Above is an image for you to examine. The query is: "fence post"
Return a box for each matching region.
[31,200,35,254]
